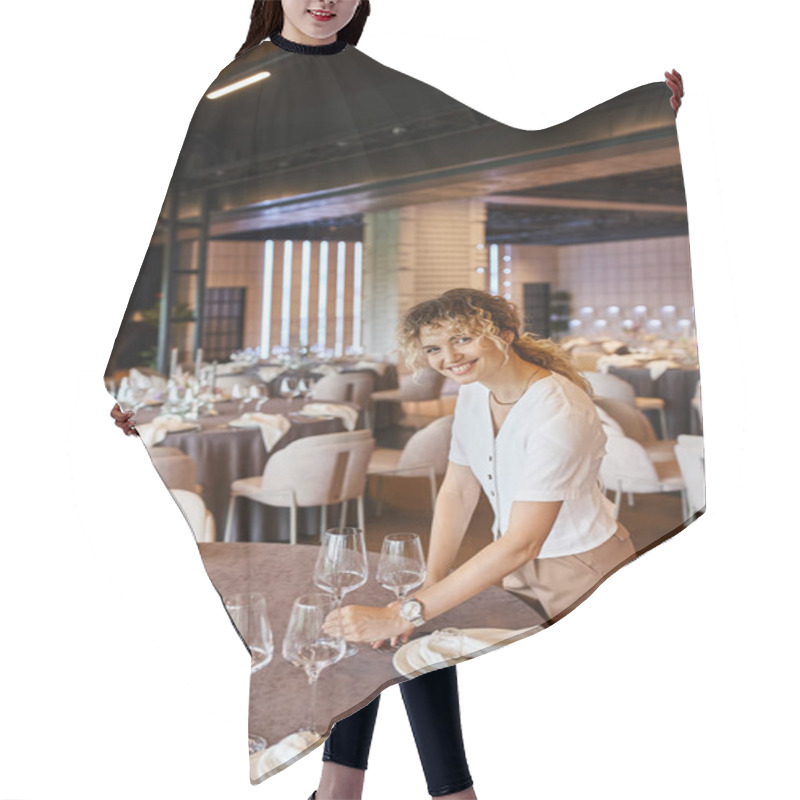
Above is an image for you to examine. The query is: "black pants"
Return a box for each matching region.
[323,665,473,797]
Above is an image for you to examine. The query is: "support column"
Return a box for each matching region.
[362,198,488,358]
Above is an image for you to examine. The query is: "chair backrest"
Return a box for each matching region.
[599,432,661,493]
[397,368,447,402]
[312,372,375,408]
[397,415,454,475]
[594,397,657,444]
[583,371,637,405]
[170,489,216,543]
[151,452,198,492]
[264,430,375,507]
[674,434,705,515]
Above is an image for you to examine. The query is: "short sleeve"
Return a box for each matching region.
[513,409,603,502]
[448,393,470,466]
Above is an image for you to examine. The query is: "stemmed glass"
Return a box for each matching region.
[314,527,368,658]
[224,592,274,754]
[282,593,346,735]
[376,533,427,603]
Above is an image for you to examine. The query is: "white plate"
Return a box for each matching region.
[392,627,541,677]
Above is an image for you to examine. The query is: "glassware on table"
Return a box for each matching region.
[224,592,274,754]
[314,527,368,658]
[376,533,427,602]
[282,593,346,735]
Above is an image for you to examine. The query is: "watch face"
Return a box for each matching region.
[402,599,422,620]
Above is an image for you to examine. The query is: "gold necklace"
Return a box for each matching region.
[490,367,539,406]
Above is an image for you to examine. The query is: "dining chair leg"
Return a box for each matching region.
[658,408,669,440]
[290,503,298,545]
[223,495,238,543]
[339,500,348,528]
[375,475,384,517]
[613,487,622,519]
[428,468,437,512]
[627,492,635,507]
[319,503,328,540]
[680,489,689,521]
[357,495,365,532]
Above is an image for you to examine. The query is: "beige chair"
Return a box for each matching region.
[310,372,375,428]
[150,448,202,493]
[598,427,687,519]
[371,367,446,405]
[594,397,676,464]
[170,489,216,543]
[223,430,375,545]
[368,416,454,515]
[583,371,669,439]
[674,434,705,517]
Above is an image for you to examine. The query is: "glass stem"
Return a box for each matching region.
[308,671,319,734]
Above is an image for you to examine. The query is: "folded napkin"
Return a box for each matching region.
[129,368,167,403]
[646,359,681,380]
[600,339,627,354]
[138,414,193,448]
[353,359,388,376]
[302,402,359,431]
[249,730,321,780]
[561,336,592,352]
[257,366,284,382]
[596,354,646,372]
[314,364,338,376]
[414,627,541,669]
[214,363,247,376]
[230,412,290,452]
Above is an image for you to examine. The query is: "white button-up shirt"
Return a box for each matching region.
[449,372,617,558]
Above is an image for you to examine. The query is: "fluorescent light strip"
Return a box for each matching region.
[318,241,329,349]
[260,240,274,357]
[281,241,293,348]
[489,244,499,295]
[335,242,346,357]
[206,71,271,99]
[300,241,311,348]
[352,242,363,351]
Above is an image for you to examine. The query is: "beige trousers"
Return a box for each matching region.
[502,525,636,623]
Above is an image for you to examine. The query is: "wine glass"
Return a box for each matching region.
[282,593,345,735]
[314,527,368,658]
[376,533,427,602]
[224,592,274,754]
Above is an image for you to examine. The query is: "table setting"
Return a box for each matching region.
[201,534,545,783]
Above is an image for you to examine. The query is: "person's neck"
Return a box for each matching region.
[483,353,541,405]
[280,21,336,47]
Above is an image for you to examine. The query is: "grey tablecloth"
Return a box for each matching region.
[138,399,344,538]
[199,542,545,754]
[608,366,701,438]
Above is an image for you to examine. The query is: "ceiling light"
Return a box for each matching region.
[206,71,271,99]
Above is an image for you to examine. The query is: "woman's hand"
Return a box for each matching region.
[110,403,139,437]
[665,69,684,115]
[323,601,413,649]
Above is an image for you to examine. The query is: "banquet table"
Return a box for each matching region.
[137,399,345,539]
[199,542,545,771]
[608,366,700,438]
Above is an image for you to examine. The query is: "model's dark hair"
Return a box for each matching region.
[237,1,371,58]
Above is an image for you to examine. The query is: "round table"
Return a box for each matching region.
[199,542,545,780]
[138,399,345,539]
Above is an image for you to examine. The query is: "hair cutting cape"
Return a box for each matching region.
[107,37,700,784]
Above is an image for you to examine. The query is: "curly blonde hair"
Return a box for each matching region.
[398,288,591,394]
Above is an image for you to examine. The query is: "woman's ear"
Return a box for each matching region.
[500,329,516,345]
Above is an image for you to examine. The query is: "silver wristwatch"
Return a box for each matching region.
[399,598,426,627]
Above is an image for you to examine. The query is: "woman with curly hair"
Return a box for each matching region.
[318,288,636,798]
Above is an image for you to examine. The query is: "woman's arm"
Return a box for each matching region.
[424,461,482,584]
[329,499,562,643]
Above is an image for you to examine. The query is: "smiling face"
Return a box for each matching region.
[418,323,513,386]
[280,0,361,46]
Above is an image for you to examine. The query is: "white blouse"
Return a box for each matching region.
[448,372,617,558]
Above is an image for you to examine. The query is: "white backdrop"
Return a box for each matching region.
[2,2,797,798]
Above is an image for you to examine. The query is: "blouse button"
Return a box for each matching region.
[489,455,493,461]
[488,475,493,480]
